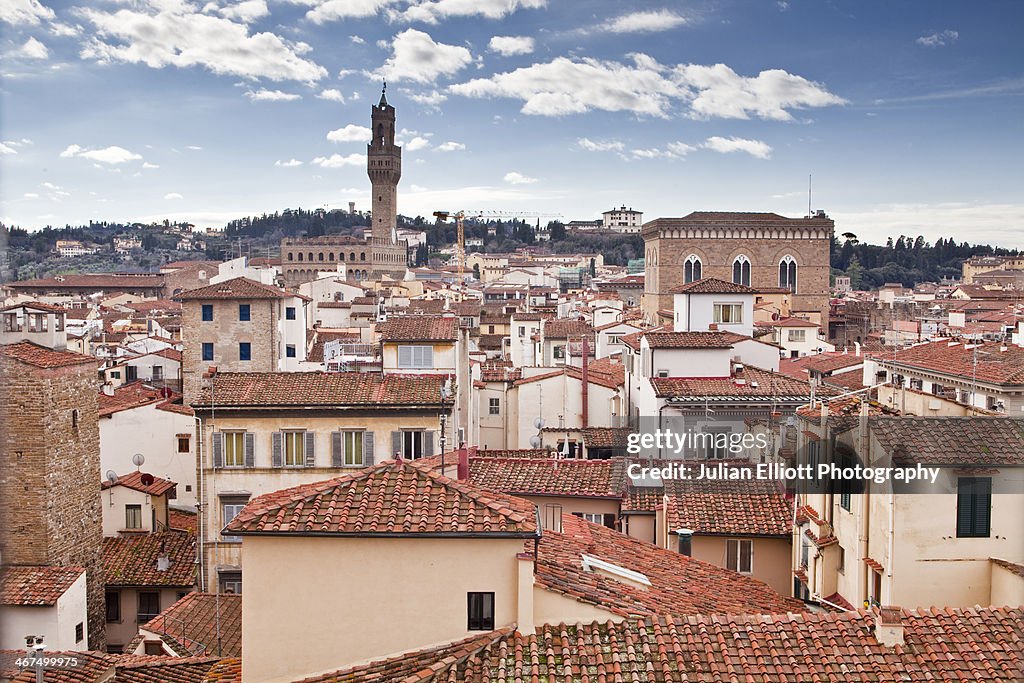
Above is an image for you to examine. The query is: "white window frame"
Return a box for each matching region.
[342,430,363,467]
[221,502,247,542]
[223,432,245,467]
[397,345,434,369]
[713,303,744,324]
[402,430,424,459]
[726,538,753,574]
[488,398,500,415]
[788,329,806,342]
[283,430,306,466]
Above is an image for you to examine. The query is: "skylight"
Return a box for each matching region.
[581,554,651,586]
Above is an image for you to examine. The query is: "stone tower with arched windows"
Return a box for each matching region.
[641,211,834,325]
[368,84,401,245]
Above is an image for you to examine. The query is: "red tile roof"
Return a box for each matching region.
[651,367,824,400]
[175,277,292,301]
[193,372,451,408]
[542,318,593,339]
[779,352,863,377]
[1,301,67,312]
[670,277,756,294]
[98,383,165,416]
[140,592,242,657]
[0,566,84,606]
[102,531,196,587]
[170,509,198,534]
[224,458,540,537]
[535,514,801,617]
[8,274,165,290]
[757,316,820,328]
[101,470,177,497]
[0,341,97,369]
[377,315,458,341]
[581,426,632,449]
[870,417,1024,465]
[664,476,792,536]
[469,457,625,498]
[299,608,1024,683]
[871,340,1024,385]
[643,331,736,349]
[111,656,222,683]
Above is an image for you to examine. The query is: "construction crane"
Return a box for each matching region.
[432,210,562,280]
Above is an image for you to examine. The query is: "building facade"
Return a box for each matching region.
[642,211,833,324]
[602,206,643,233]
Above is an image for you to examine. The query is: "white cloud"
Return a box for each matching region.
[186,145,203,150]
[702,135,772,159]
[275,158,303,167]
[164,192,184,199]
[577,137,624,152]
[631,142,694,159]
[217,0,269,22]
[405,88,447,106]
[350,35,365,44]
[667,141,696,156]
[776,1,789,10]
[317,88,346,102]
[61,144,144,164]
[0,0,55,26]
[452,55,846,120]
[603,9,688,33]
[78,1,327,83]
[246,88,301,101]
[304,0,395,23]
[50,21,81,36]
[23,192,39,198]
[916,29,958,47]
[142,161,160,169]
[435,141,464,152]
[326,124,371,142]
[504,171,537,184]
[405,136,430,151]
[41,181,60,190]
[488,35,534,56]
[0,142,17,155]
[312,152,365,167]
[17,37,50,59]
[376,29,472,84]
[401,0,545,24]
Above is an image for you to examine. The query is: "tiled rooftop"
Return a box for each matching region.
[98,383,166,416]
[140,592,242,657]
[0,566,84,606]
[224,458,540,537]
[0,341,98,369]
[870,416,1024,465]
[175,277,292,301]
[377,315,458,341]
[542,318,594,339]
[469,457,626,498]
[192,372,450,408]
[872,340,1024,385]
[643,331,737,349]
[102,531,196,587]
[664,476,792,536]
[651,367,825,399]
[101,470,177,497]
[669,277,756,294]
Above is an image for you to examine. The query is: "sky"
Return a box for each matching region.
[1,0,1023,248]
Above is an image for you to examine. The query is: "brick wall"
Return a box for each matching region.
[0,359,105,648]
[181,298,278,405]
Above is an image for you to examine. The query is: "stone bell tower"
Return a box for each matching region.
[367,82,401,245]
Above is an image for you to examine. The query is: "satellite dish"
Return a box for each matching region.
[529,435,542,448]
[534,417,545,430]
[140,473,155,486]
[131,453,145,467]
[105,470,118,484]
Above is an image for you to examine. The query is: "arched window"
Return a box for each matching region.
[297,252,304,262]
[684,254,702,284]
[287,252,294,262]
[732,255,751,287]
[779,255,797,292]
[328,253,334,261]
[360,252,366,261]
[350,252,356,261]
[318,252,324,262]
[339,252,345,262]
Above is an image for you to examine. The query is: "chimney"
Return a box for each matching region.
[874,607,905,647]
[854,341,861,357]
[581,335,589,428]
[515,551,535,635]
[457,446,469,480]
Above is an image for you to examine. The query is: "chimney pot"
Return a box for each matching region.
[875,606,905,648]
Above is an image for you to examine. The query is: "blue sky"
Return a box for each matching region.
[2,0,1022,247]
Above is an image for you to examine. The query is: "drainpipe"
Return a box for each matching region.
[581,335,589,429]
[193,414,206,592]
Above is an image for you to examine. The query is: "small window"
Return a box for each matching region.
[201,304,213,321]
[111,371,121,379]
[397,345,433,369]
[222,499,248,542]
[286,306,296,320]
[788,329,806,342]
[239,342,251,361]
[202,343,214,361]
[732,256,751,287]
[223,432,246,467]
[286,344,296,358]
[713,303,743,324]
[125,504,142,530]
[343,430,363,466]
[518,326,525,335]
[684,255,702,284]
[401,430,424,459]
[956,477,992,538]
[143,641,163,655]
[726,539,753,574]
[72,409,79,430]
[75,623,84,643]
[106,591,121,623]
[488,398,500,415]
[138,591,160,624]
[219,571,242,595]
[467,592,495,631]
[284,431,306,466]
[239,304,251,321]
[838,545,846,574]
[177,437,190,453]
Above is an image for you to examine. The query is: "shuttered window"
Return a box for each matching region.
[397,345,433,368]
[331,430,370,467]
[467,592,494,631]
[726,539,753,574]
[956,477,992,538]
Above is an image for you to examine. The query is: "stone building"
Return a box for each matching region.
[0,326,105,648]
[281,87,409,286]
[642,211,834,324]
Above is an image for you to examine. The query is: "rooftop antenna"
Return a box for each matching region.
[807,174,812,218]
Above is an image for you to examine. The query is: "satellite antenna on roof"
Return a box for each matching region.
[105,470,118,485]
[132,453,145,468]
[140,473,155,487]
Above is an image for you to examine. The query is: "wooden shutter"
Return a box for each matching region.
[331,431,343,467]
[212,432,223,468]
[398,346,412,368]
[424,430,435,458]
[243,432,255,468]
[304,431,315,467]
[957,477,992,537]
[363,431,375,466]
[391,431,402,458]
[602,514,616,529]
[271,432,283,468]
[726,540,738,571]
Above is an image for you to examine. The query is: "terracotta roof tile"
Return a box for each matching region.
[643,331,736,349]
[98,383,165,416]
[0,566,84,606]
[112,656,222,683]
[664,476,792,536]
[102,532,196,587]
[193,372,451,408]
[101,470,177,497]
[175,277,292,301]
[871,340,1024,385]
[469,457,625,498]
[669,277,756,294]
[0,341,97,369]
[378,315,458,342]
[651,366,826,400]
[542,318,593,339]
[870,416,1024,465]
[581,426,632,449]
[141,592,242,657]
[224,458,540,537]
